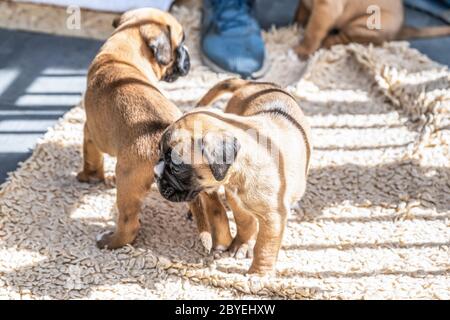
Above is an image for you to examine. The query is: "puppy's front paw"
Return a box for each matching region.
[228,238,254,259]
[293,44,313,60]
[247,264,275,275]
[198,231,213,253]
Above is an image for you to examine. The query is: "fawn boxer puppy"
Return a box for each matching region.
[154,79,312,274]
[294,0,450,59]
[78,8,190,249]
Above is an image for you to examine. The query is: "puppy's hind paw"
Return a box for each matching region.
[76,171,90,183]
[96,230,135,250]
[76,170,104,184]
[96,230,115,249]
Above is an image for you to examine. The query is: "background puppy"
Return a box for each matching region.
[78,8,190,249]
[294,0,450,59]
[154,78,312,274]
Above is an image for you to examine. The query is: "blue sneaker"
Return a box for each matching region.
[201,0,269,79]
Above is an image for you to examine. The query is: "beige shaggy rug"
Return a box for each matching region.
[0,4,449,299]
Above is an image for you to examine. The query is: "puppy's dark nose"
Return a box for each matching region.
[162,186,175,199]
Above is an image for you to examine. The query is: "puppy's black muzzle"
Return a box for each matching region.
[157,177,201,202]
[154,159,201,203]
[162,45,190,83]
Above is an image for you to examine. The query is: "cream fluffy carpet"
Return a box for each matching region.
[0,4,449,299]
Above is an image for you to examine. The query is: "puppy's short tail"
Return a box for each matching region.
[196,78,249,108]
[397,26,450,40]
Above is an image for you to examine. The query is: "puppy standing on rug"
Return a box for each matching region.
[78,8,190,249]
[154,79,312,274]
[294,0,450,58]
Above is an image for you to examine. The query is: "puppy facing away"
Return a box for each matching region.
[153,78,312,274]
[294,0,450,59]
[78,8,190,249]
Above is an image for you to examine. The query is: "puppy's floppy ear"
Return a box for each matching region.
[202,132,240,181]
[148,28,172,66]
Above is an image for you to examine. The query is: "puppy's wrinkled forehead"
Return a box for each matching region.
[114,8,184,47]
[161,125,195,154]
[161,113,226,153]
[162,119,210,166]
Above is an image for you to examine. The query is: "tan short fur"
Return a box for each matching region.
[155,79,312,274]
[78,8,190,249]
[294,0,450,59]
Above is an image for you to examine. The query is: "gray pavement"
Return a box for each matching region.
[0,29,101,183]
